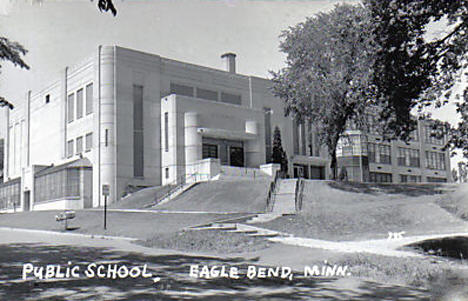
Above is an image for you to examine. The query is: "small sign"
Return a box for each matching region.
[102,184,110,196]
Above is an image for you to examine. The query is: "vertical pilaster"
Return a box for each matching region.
[99,46,116,204]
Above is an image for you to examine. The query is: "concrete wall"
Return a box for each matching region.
[161,94,265,185]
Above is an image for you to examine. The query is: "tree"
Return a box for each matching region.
[363,0,467,144]
[271,126,288,174]
[459,162,468,183]
[271,4,377,179]
[0,38,30,109]
[452,168,459,183]
[92,0,117,16]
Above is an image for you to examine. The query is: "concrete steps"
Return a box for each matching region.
[272,179,297,215]
[190,221,282,238]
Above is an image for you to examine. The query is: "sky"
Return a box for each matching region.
[0,0,465,166]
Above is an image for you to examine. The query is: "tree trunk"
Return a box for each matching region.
[330,148,338,180]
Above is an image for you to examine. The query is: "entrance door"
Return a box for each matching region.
[294,165,304,178]
[23,191,30,211]
[229,146,244,167]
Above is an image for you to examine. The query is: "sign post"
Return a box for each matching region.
[102,184,110,230]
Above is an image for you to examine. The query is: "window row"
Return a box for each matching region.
[423,125,444,145]
[34,169,80,203]
[0,181,20,210]
[67,83,93,123]
[169,82,242,106]
[369,172,393,183]
[397,147,420,167]
[425,151,446,170]
[67,133,93,158]
[400,175,421,183]
[368,143,391,164]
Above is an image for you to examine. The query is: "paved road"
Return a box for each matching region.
[0,229,431,300]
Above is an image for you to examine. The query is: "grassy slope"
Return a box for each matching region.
[110,185,174,209]
[0,210,243,240]
[258,180,466,241]
[155,179,271,213]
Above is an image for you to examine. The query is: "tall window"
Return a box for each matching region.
[76,136,83,154]
[397,147,420,167]
[67,93,74,123]
[368,143,376,163]
[379,144,391,164]
[425,151,446,170]
[85,133,93,151]
[67,140,74,158]
[164,112,169,152]
[424,125,444,145]
[86,83,93,114]
[76,88,83,119]
[264,108,272,161]
[133,85,144,177]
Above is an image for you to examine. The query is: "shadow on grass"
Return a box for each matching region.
[0,243,432,300]
[327,181,447,197]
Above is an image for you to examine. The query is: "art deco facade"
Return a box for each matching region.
[0,46,451,212]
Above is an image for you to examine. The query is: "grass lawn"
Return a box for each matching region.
[257,180,467,241]
[155,179,270,213]
[0,210,245,240]
[110,185,174,209]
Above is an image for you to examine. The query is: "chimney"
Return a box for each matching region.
[221,52,236,73]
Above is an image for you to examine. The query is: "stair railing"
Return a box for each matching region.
[295,178,305,212]
[266,169,281,212]
[144,173,199,208]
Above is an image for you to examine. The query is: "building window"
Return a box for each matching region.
[76,136,83,154]
[164,112,169,152]
[424,125,444,145]
[85,133,92,151]
[45,94,50,104]
[379,144,391,164]
[165,167,169,179]
[397,147,420,167]
[202,144,218,159]
[368,143,391,164]
[76,88,83,119]
[220,92,241,105]
[427,177,447,183]
[409,129,419,141]
[67,140,74,158]
[86,83,93,115]
[196,87,218,101]
[368,143,376,163]
[67,93,74,123]
[425,151,446,170]
[400,175,421,183]
[369,172,392,183]
[170,83,194,97]
[264,108,272,162]
[133,85,144,177]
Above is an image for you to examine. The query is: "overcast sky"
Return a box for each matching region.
[0,0,465,164]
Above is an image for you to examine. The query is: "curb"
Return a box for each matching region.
[0,227,138,242]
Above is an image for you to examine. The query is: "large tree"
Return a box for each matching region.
[271,4,377,179]
[363,0,467,144]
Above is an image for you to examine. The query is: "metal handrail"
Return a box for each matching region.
[266,169,281,212]
[295,178,305,212]
[143,173,200,208]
